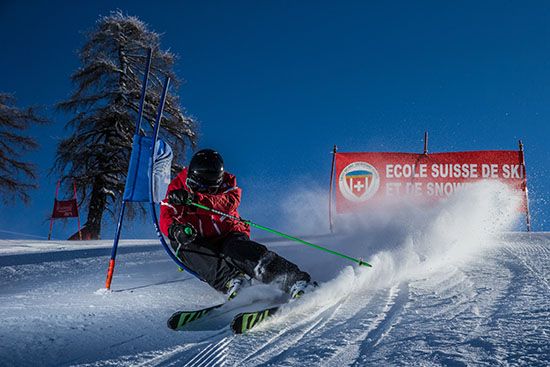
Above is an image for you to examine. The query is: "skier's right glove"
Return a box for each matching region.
[167,189,194,206]
[168,223,197,246]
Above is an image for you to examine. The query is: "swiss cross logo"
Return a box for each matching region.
[339,162,380,202]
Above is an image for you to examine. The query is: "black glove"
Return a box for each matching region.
[167,188,194,206]
[168,223,197,245]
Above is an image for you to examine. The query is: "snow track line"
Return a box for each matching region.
[132,344,197,367]
[503,243,550,291]
[351,282,409,365]
[256,309,335,365]
[240,311,327,365]
[112,278,193,293]
[285,287,394,365]
[107,334,146,349]
[486,245,544,326]
[182,335,232,367]
[479,243,550,365]
[364,283,409,347]
[128,330,229,367]
[233,282,405,365]
[315,283,409,367]
[234,299,346,365]
[191,337,231,367]
[59,334,147,366]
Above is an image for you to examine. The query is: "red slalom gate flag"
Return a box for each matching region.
[335,150,527,213]
[51,199,79,218]
[48,180,83,241]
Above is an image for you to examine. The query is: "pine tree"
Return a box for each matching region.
[0,93,48,204]
[54,11,197,239]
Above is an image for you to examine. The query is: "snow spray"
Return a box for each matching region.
[277,180,521,310]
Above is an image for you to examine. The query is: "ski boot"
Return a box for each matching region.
[289,280,318,299]
[225,273,250,300]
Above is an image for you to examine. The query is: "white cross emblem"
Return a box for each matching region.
[353,180,365,191]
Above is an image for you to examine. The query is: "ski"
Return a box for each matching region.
[230,282,320,334]
[167,303,224,330]
[231,305,281,334]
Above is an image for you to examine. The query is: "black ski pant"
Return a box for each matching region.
[171,232,310,293]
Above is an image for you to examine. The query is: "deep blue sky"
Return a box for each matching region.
[1,1,548,239]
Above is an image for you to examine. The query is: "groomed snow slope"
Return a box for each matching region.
[1,182,548,366]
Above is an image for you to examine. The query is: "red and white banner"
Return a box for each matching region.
[335,151,527,213]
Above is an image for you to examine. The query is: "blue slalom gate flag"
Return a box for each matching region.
[123,134,153,202]
[152,139,173,203]
[123,135,173,203]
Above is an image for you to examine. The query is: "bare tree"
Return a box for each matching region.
[54,11,197,239]
[0,93,48,204]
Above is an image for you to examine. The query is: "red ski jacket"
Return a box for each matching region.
[160,168,250,242]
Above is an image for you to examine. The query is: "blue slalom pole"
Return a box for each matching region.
[134,48,152,135]
[106,48,152,289]
[148,77,202,280]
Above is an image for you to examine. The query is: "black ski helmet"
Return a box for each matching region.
[186,149,224,192]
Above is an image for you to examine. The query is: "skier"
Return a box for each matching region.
[160,149,314,301]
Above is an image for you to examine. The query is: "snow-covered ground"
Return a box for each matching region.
[1,182,548,366]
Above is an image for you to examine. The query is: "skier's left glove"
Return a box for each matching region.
[167,189,194,206]
[168,222,197,246]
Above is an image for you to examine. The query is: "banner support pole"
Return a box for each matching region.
[423,131,429,155]
[48,180,61,241]
[329,145,337,233]
[518,140,531,232]
[72,180,82,240]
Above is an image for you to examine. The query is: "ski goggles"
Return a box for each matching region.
[186,176,221,194]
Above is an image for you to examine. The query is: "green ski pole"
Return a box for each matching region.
[188,201,372,268]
